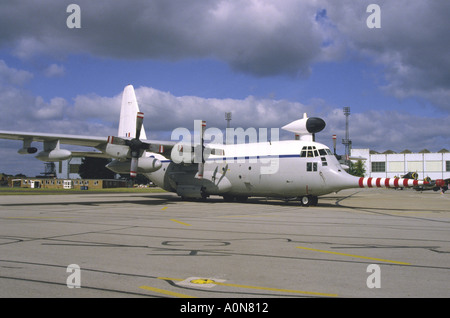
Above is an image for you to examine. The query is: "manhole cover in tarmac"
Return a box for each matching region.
[177,277,225,288]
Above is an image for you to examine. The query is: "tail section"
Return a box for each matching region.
[118,85,147,139]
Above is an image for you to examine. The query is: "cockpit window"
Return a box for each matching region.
[301,146,332,157]
[301,146,317,157]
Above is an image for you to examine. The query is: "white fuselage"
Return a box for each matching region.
[145,139,358,198]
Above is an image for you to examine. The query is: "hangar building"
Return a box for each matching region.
[351,148,450,180]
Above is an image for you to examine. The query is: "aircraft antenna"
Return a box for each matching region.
[332,134,337,155]
[342,107,352,165]
[225,112,232,145]
[225,112,232,128]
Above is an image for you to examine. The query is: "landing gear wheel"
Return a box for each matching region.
[223,195,235,202]
[235,196,248,203]
[311,196,318,206]
[301,195,315,207]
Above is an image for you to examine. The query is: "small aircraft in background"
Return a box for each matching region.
[0,85,429,206]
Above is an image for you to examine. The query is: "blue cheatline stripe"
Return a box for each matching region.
[159,154,300,164]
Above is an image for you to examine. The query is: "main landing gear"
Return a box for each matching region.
[222,195,248,203]
[299,195,318,207]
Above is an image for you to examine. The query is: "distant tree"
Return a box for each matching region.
[0,173,8,186]
[78,157,115,179]
[348,160,366,177]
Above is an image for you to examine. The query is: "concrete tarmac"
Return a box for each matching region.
[0,188,449,298]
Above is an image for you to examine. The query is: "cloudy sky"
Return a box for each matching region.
[0,0,449,176]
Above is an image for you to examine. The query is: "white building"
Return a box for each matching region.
[351,149,450,180]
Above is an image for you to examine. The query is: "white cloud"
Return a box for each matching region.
[133,86,312,132]
[322,0,450,111]
[0,60,33,86]
[44,64,65,77]
[33,96,66,120]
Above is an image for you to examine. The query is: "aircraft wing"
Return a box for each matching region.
[0,130,107,148]
[0,130,177,160]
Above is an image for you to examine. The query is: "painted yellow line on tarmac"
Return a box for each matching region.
[296,246,411,265]
[161,206,168,211]
[157,277,337,297]
[158,277,183,282]
[170,219,192,226]
[139,285,196,298]
[211,281,337,297]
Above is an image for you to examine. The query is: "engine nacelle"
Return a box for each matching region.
[35,149,72,162]
[282,113,326,141]
[104,143,130,159]
[137,157,162,172]
[106,157,162,174]
[18,147,38,154]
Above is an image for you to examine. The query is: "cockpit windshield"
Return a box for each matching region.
[300,146,332,157]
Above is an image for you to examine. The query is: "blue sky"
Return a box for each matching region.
[0,0,449,176]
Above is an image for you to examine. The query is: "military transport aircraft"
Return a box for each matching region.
[0,85,429,206]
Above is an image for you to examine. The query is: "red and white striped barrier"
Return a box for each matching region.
[358,177,428,188]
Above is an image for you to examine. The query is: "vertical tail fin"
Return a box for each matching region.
[118,85,147,139]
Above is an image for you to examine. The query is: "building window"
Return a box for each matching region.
[372,161,386,172]
[446,161,450,172]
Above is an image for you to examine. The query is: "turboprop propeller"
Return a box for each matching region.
[196,120,206,179]
[194,120,225,179]
[128,112,145,178]
[106,112,162,178]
